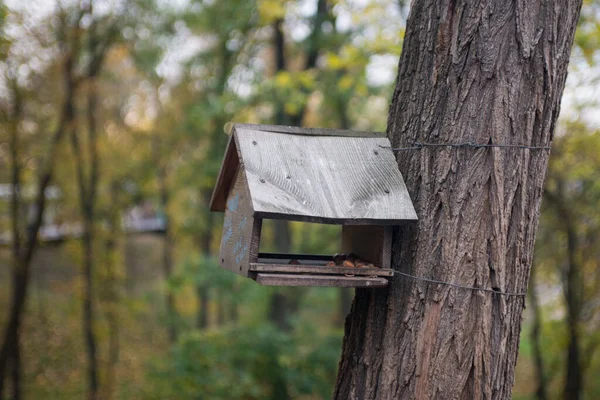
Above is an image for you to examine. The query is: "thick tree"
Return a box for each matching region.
[334,1,583,399]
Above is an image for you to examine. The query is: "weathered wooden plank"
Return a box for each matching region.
[218,167,257,277]
[258,252,332,261]
[236,129,417,223]
[234,123,386,138]
[255,273,389,288]
[210,135,240,212]
[257,255,332,266]
[249,263,394,277]
[380,226,392,270]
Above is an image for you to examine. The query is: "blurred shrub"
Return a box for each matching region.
[144,324,342,399]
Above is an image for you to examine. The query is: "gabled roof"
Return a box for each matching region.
[210,124,417,224]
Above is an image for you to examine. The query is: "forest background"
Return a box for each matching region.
[0,0,599,399]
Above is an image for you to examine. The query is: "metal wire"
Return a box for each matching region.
[395,271,526,297]
[382,142,551,151]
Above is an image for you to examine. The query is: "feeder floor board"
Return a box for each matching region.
[249,263,394,277]
[254,273,389,288]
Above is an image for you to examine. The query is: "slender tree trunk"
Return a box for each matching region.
[0,36,79,397]
[529,264,548,400]
[82,220,99,400]
[334,1,583,399]
[563,218,582,400]
[0,270,26,400]
[229,298,239,323]
[197,197,214,330]
[266,219,296,332]
[197,288,209,330]
[545,183,584,400]
[6,75,23,400]
[10,338,20,400]
[158,166,177,343]
[333,79,353,328]
[70,75,101,400]
[102,183,120,400]
[216,296,226,327]
[336,288,353,327]
[268,292,291,332]
[273,220,292,255]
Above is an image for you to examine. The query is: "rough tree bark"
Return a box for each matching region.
[334,1,583,399]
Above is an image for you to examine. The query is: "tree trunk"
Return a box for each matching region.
[10,337,20,400]
[6,74,23,400]
[563,210,582,400]
[545,181,583,400]
[528,264,548,400]
[158,166,177,343]
[82,221,99,400]
[334,1,583,399]
[197,288,209,330]
[336,288,353,328]
[273,220,292,255]
[0,31,79,396]
[196,196,214,330]
[102,182,120,400]
[71,75,101,400]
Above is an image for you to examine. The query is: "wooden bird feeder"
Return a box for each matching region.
[209,124,417,288]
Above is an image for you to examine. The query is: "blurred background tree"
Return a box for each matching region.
[0,0,598,399]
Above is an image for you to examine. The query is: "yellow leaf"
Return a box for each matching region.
[284,102,298,115]
[338,75,354,91]
[326,53,344,70]
[298,71,315,89]
[275,71,292,88]
[258,0,286,23]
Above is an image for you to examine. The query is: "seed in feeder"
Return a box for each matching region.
[343,260,355,268]
[325,261,336,267]
[288,259,301,265]
[333,253,346,265]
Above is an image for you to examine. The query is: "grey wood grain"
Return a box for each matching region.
[255,273,389,288]
[210,135,240,212]
[249,263,394,277]
[218,167,257,277]
[235,128,417,223]
[233,123,386,138]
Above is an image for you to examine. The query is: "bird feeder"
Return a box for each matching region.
[209,124,417,288]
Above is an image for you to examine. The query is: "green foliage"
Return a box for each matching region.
[145,326,287,399]
[144,324,342,400]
